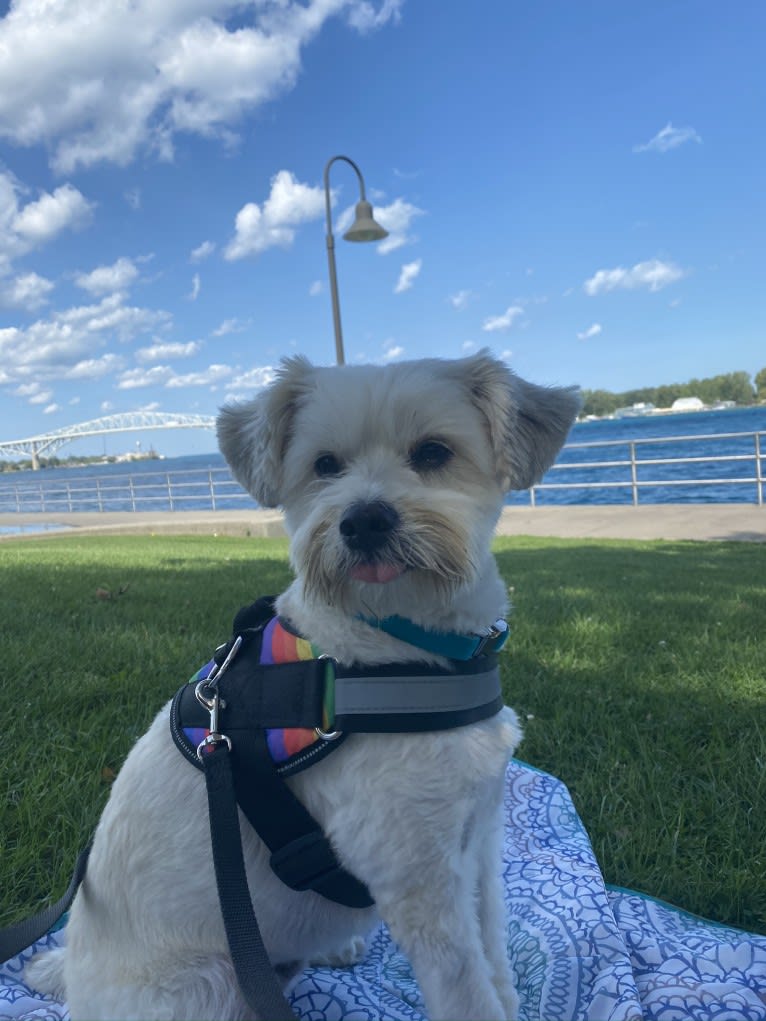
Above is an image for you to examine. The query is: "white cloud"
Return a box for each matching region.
[577,322,602,340]
[100,400,114,413]
[0,294,169,385]
[482,306,524,333]
[75,257,139,296]
[124,188,141,210]
[0,172,93,271]
[225,170,325,260]
[0,2,401,172]
[43,403,61,415]
[584,258,685,295]
[449,289,471,310]
[135,341,201,363]
[212,317,248,337]
[117,365,174,390]
[188,273,201,301]
[633,122,702,153]
[165,363,232,388]
[382,343,405,361]
[0,271,54,311]
[65,354,125,380]
[394,258,422,294]
[309,279,323,296]
[11,183,93,244]
[346,0,404,31]
[28,389,53,405]
[190,240,216,262]
[223,365,277,394]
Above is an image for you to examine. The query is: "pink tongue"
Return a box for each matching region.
[349,562,404,584]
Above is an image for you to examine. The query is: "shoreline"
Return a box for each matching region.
[1,505,764,543]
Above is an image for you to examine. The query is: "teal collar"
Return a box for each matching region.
[360,615,509,661]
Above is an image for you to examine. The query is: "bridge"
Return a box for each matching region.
[0,412,216,469]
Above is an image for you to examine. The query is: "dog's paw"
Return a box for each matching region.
[308,935,366,969]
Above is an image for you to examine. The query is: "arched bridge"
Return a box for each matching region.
[0,412,216,469]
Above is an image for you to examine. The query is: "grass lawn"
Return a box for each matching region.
[1,532,764,935]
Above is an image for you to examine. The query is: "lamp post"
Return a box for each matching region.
[323,155,388,365]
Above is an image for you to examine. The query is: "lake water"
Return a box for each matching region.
[1,405,764,513]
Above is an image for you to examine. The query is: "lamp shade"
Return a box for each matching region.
[343,200,389,242]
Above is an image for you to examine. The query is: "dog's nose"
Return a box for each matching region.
[340,501,400,554]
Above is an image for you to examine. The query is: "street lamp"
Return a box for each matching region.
[323,155,388,365]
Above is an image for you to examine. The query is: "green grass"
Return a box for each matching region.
[1,533,764,935]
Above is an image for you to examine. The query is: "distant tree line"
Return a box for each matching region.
[0,452,157,473]
[582,367,766,418]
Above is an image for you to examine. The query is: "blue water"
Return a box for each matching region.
[512,405,766,505]
[0,406,764,512]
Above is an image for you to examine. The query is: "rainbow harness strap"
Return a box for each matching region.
[183,616,335,767]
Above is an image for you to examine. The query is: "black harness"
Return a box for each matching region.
[169,596,505,908]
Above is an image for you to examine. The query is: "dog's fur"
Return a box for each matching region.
[27,352,579,1020]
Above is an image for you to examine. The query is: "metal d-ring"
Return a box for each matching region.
[196,732,233,760]
[315,726,342,741]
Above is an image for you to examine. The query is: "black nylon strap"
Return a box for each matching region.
[231,727,373,908]
[202,744,296,1021]
[0,845,90,964]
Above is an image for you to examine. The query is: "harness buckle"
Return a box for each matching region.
[315,654,341,741]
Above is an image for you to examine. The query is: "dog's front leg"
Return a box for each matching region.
[472,781,520,1019]
[374,863,509,1021]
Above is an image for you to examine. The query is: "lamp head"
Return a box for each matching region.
[342,199,389,243]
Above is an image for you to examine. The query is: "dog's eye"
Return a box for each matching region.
[409,440,453,473]
[314,453,343,478]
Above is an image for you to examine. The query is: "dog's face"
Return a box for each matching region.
[218,352,579,615]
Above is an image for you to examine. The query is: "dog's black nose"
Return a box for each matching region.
[340,501,400,554]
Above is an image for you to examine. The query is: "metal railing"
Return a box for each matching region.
[0,467,255,514]
[527,428,765,506]
[0,428,764,512]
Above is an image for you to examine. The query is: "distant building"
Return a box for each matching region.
[614,402,655,418]
[671,396,705,412]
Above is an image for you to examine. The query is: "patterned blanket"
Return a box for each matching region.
[3,760,765,1020]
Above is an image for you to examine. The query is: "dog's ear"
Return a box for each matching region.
[216,356,316,508]
[461,351,581,491]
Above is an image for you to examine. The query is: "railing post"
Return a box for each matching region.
[167,473,174,511]
[529,486,536,507]
[630,442,638,506]
[39,481,45,512]
[209,470,217,511]
[756,432,763,507]
[130,477,136,512]
[97,479,103,512]
[67,482,73,512]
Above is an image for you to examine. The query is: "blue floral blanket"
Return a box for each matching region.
[3,760,765,1020]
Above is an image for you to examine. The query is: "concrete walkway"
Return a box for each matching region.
[1,504,764,542]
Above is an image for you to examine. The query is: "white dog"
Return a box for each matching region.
[28,351,578,1020]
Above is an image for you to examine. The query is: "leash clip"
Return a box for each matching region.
[474,618,508,657]
[195,635,243,759]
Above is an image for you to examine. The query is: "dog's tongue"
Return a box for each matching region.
[349,562,404,584]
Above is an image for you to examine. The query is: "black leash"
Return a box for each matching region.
[201,742,297,1021]
[0,844,90,963]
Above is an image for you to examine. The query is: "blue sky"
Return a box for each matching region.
[1,0,764,458]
